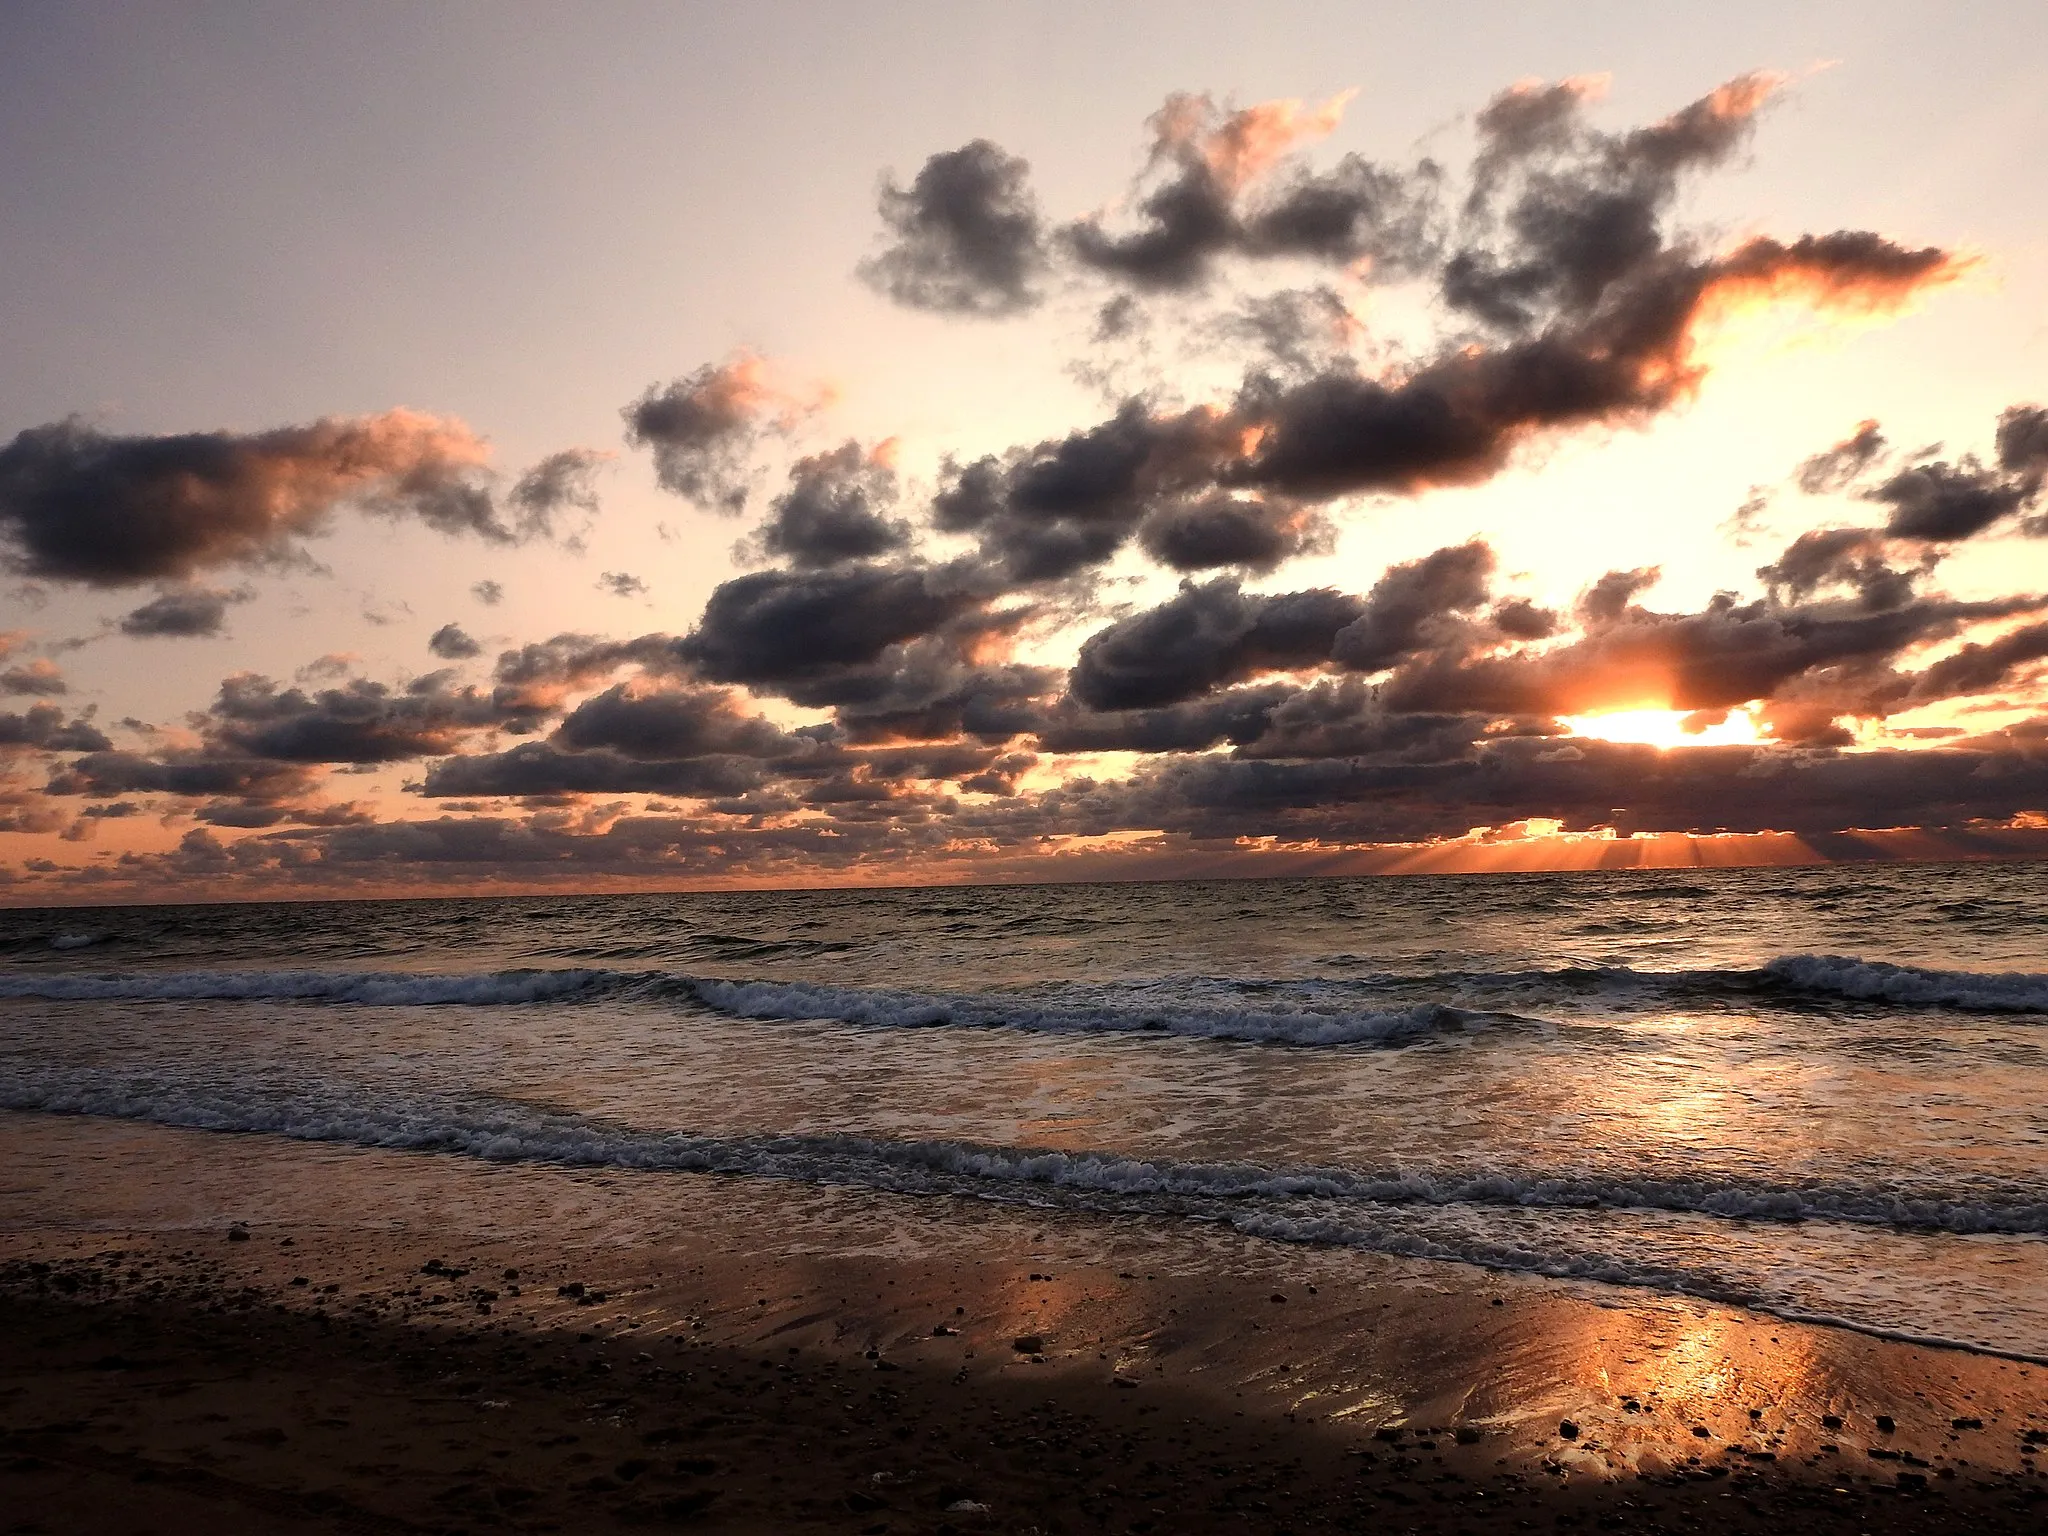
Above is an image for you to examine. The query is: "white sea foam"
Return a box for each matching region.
[47,932,98,950]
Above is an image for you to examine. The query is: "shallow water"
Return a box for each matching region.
[3,862,2045,1356]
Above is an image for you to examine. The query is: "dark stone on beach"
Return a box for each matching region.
[1823,1413,1845,1429]
[1692,1426,1712,1438]
[1953,1416,1984,1430]
[1898,1471,1929,1491]
[1114,1377,1138,1389]
[931,1324,957,1335]
[1270,1293,1286,1303]
[227,1227,249,1242]
[1455,1426,1482,1444]
[1876,1414,1897,1433]
[558,1282,585,1298]
[1011,1335,1044,1353]
[290,1276,309,1287]
[1373,1426,1404,1442]
[1557,1421,1579,1440]
[874,1357,900,1371]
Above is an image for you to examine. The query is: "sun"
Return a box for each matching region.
[1559,707,1764,748]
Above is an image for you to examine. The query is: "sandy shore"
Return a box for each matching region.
[3,1110,2046,1533]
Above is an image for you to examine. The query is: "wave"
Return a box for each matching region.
[4,1072,2044,1362]
[0,966,1481,1046]
[1761,954,2048,1011]
[0,967,622,1006]
[4,953,2043,1037]
[687,977,1471,1046]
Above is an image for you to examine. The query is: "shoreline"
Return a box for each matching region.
[4,1110,2047,1531]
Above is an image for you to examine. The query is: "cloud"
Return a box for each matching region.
[1135,493,1332,574]
[470,579,504,605]
[677,562,984,702]
[45,749,305,801]
[201,670,520,764]
[506,447,608,538]
[598,571,649,598]
[418,742,765,800]
[0,633,66,695]
[751,442,911,569]
[119,584,252,638]
[1,704,110,755]
[1068,579,1367,711]
[1796,420,1887,494]
[1068,541,1492,711]
[0,412,589,588]
[1757,528,1928,610]
[428,623,483,660]
[1062,91,1421,292]
[623,355,820,512]
[859,140,1048,316]
[551,681,798,761]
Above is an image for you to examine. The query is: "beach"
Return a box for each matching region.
[5,1110,2046,1534]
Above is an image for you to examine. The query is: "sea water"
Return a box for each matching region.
[2,863,2044,1358]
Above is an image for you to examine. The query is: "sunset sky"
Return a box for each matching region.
[4,1,2047,902]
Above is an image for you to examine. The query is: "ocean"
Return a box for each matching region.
[3,863,2045,1362]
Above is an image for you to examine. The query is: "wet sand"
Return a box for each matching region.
[3,1110,2046,1533]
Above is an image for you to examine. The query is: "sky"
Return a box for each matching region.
[3,0,2048,904]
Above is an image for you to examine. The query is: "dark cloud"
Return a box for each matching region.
[1381,588,2047,723]
[507,448,606,536]
[119,584,251,639]
[1063,93,1433,293]
[470,579,504,605]
[931,402,1234,584]
[203,671,516,764]
[1032,684,1297,754]
[1757,528,1927,610]
[1902,621,2048,704]
[0,412,561,588]
[859,140,1048,316]
[418,742,763,800]
[428,623,483,660]
[1796,420,1887,494]
[678,562,983,703]
[1872,460,2033,541]
[489,632,683,716]
[45,749,302,801]
[1136,494,1332,574]
[1998,405,2048,478]
[623,356,806,512]
[1068,580,1366,711]
[1446,72,1779,331]
[753,442,910,568]
[1,656,66,695]
[1066,543,1496,714]
[552,682,798,761]
[598,571,649,598]
[1,704,110,755]
[1330,540,1494,671]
